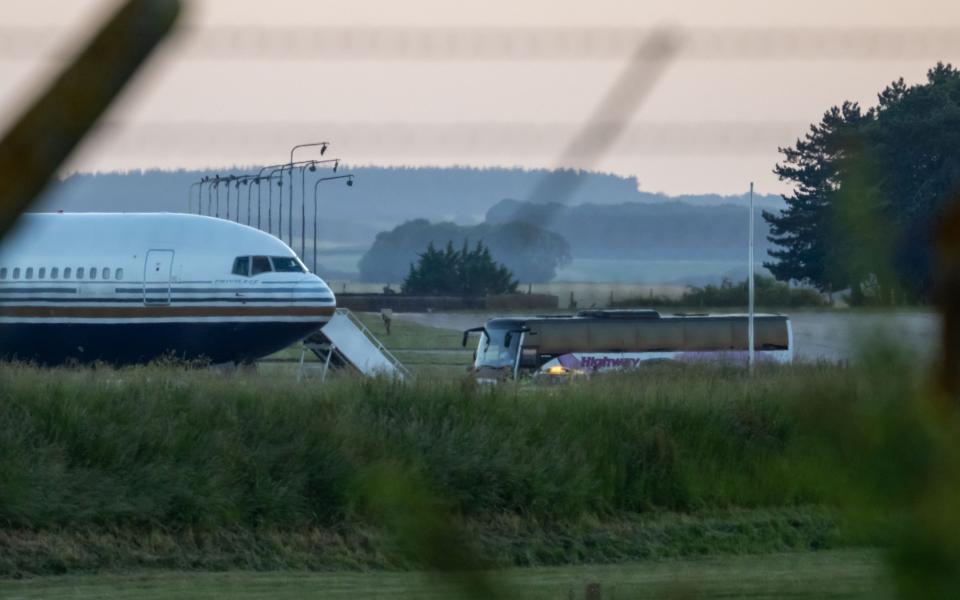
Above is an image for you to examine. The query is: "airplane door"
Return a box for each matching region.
[144,250,174,305]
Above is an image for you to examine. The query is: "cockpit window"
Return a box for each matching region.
[232,255,306,276]
[250,256,272,276]
[270,256,306,273]
[232,256,250,276]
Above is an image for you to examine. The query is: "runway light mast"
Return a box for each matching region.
[748,182,756,374]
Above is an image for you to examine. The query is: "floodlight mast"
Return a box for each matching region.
[748,182,756,374]
[311,173,353,273]
[297,158,339,259]
[188,180,202,213]
[289,142,330,251]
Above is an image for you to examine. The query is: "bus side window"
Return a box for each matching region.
[250,256,272,276]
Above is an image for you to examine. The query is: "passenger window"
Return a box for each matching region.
[250,256,272,276]
[13,268,20,279]
[51,267,58,279]
[76,267,84,279]
[0,267,6,279]
[38,267,46,279]
[102,267,110,280]
[115,268,123,280]
[25,267,33,280]
[64,267,72,279]
[90,267,97,280]
[232,256,250,277]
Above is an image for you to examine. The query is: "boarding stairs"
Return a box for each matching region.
[298,308,410,381]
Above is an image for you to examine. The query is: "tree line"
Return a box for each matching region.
[765,62,960,304]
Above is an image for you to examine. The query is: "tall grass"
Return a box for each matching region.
[0,363,851,532]
[0,358,939,580]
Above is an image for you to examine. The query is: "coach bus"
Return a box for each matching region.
[462,309,793,381]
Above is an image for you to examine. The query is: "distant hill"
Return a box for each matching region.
[32,166,784,280]
[485,198,776,261]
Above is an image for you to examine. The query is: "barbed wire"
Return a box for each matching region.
[3,26,960,61]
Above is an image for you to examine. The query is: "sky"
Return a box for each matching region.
[2,0,960,195]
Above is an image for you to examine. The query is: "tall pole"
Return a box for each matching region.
[748,182,756,374]
[312,174,354,274]
[188,181,200,213]
[247,179,256,226]
[301,165,308,259]
[289,143,329,247]
[197,179,210,215]
[268,174,275,235]
[255,179,262,229]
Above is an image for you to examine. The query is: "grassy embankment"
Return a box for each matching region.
[1,358,909,579]
[0,549,887,599]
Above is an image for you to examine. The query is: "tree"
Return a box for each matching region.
[359,219,570,283]
[764,101,871,294]
[402,240,517,296]
[764,62,960,303]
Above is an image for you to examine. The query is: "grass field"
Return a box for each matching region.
[0,549,888,599]
[1,340,957,595]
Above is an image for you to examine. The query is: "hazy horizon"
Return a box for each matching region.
[4,0,960,195]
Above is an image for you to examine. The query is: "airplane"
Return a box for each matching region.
[0,212,335,364]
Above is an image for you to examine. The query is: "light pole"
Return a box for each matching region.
[311,173,354,273]
[281,159,338,246]
[300,159,341,258]
[289,142,330,249]
[264,166,288,237]
[224,176,232,220]
[253,172,281,231]
[748,182,755,374]
[199,176,214,215]
[206,177,216,216]
[188,178,205,213]
[247,177,258,226]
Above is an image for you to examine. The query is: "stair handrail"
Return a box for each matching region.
[335,308,412,379]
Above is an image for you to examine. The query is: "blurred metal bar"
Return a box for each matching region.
[4,26,960,62]
[81,119,805,158]
[528,30,679,206]
[0,0,181,238]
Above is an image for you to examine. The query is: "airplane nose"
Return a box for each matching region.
[293,274,336,308]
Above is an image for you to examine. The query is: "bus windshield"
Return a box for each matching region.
[474,325,521,369]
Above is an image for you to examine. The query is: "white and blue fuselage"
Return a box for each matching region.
[0,213,335,364]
